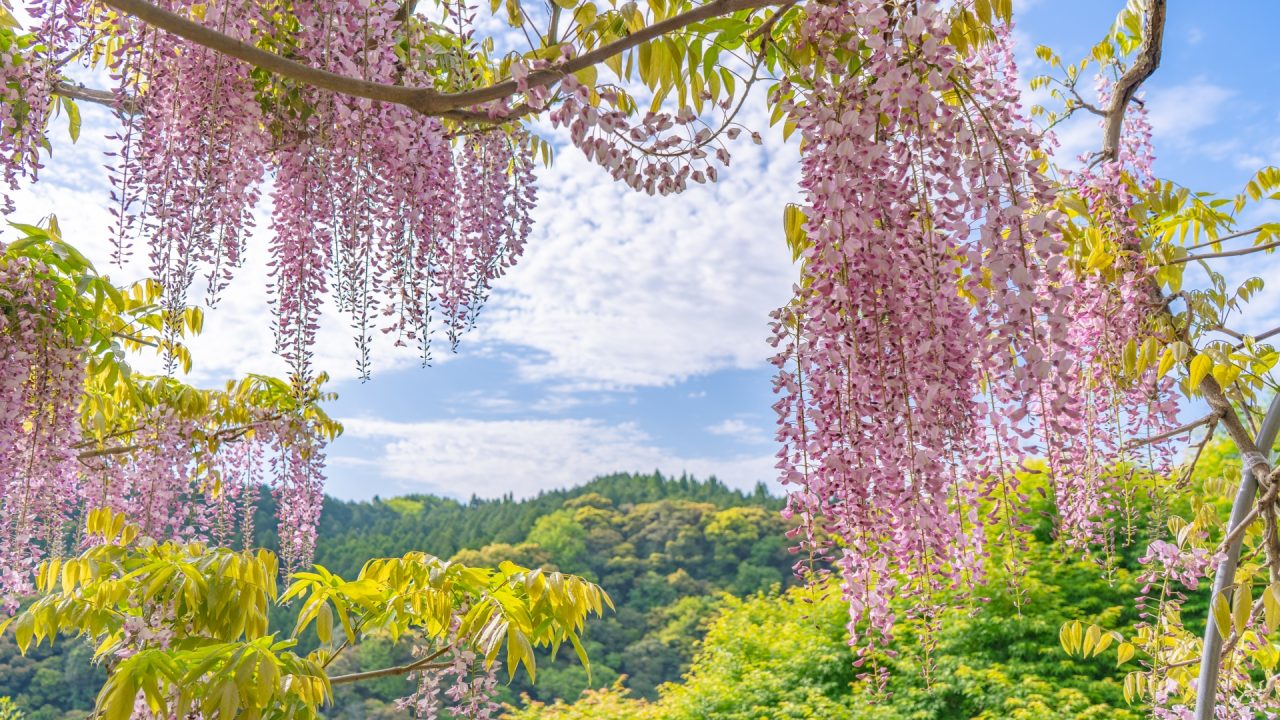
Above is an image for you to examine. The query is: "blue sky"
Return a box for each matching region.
[8,1,1280,501]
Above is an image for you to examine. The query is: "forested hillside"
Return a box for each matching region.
[0,473,793,719]
[0,465,1214,720]
[506,470,1211,720]
[309,473,794,717]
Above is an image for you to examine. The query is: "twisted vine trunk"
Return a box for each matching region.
[1195,394,1280,720]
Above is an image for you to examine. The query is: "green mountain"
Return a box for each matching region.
[0,472,793,719]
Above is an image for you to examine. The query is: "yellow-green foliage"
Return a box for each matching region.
[1,509,610,720]
[505,530,1147,720]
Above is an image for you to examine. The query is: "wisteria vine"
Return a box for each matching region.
[0,242,335,610]
[769,0,1183,678]
[2,0,538,382]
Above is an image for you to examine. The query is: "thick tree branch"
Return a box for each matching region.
[55,78,529,126]
[1099,0,1165,161]
[53,82,141,113]
[1251,326,1280,345]
[99,0,430,108]
[1165,238,1280,266]
[391,0,419,23]
[99,0,778,119]
[1185,225,1264,252]
[329,647,452,685]
[1197,375,1270,477]
[440,0,776,108]
[73,414,285,458]
[1124,411,1220,450]
[77,444,141,460]
[1214,481,1279,559]
[744,0,797,44]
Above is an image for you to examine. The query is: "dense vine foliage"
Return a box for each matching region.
[0,224,340,610]
[766,2,1186,681]
[0,508,608,720]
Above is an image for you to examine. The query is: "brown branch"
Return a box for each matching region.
[113,331,159,347]
[1099,0,1166,161]
[53,82,140,114]
[442,0,777,109]
[1176,417,1219,489]
[745,0,797,44]
[1247,325,1280,346]
[77,444,140,460]
[1165,238,1280,266]
[99,0,429,108]
[391,0,419,23]
[73,413,285,458]
[55,77,509,125]
[1124,411,1221,450]
[71,424,145,450]
[100,0,779,119]
[1198,375,1269,478]
[1185,226,1264,252]
[329,646,452,685]
[1214,484,1275,557]
[1058,78,1106,117]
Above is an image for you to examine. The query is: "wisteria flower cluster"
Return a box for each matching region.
[0,252,82,611]
[0,241,335,609]
[398,639,502,720]
[2,0,538,380]
[549,73,753,196]
[769,0,1183,673]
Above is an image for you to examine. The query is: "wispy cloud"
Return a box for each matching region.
[476,98,800,388]
[1145,78,1234,149]
[336,417,776,499]
[706,418,772,446]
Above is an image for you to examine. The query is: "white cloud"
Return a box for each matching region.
[706,418,772,446]
[475,99,800,388]
[5,105,456,385]
[336,416,777,498]
[1049,113,1104,166]
[1145,79,1234,148]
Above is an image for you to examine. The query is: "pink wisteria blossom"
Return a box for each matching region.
[770,0,1182,669]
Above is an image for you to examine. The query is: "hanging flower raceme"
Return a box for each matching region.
[1045,92,1182,551]
[769,1,1183,668]
[0,235,341,608]
[0,253,83,609]
[124,0,269,318]
[0,0,95,212]
[1,0,539,381]
[255,0,537,380]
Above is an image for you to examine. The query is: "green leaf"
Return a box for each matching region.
[567,629,590,680]
[0,4,21,28]
[1234,582,1253,635]
[316,602,334,645]
[1212,591,1232,640]
[1265,583,1280,630]
[1116,642,1135,666]
[1189,353,1213,390]
[65,97,81,142]
[783,203,808,262]
[1157,347,1176,378]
